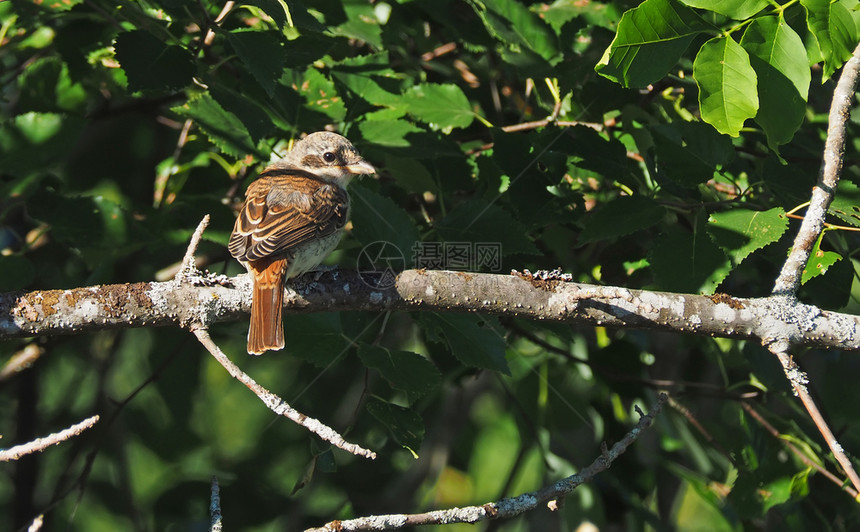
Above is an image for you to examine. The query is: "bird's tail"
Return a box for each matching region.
[248,258,287,355]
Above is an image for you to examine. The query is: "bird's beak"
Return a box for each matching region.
[345,159,376,175]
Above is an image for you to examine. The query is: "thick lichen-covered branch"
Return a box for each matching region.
[1,270,859,352]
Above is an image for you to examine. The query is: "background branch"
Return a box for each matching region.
[191,326,377,459]
[0,416,99,462]
[767,344,860,494]
[305,393,666,531]
[741,401,859,499]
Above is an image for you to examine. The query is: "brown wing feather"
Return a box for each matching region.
[229,167,349,263]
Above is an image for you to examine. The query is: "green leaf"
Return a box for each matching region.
[802,0,858,79]
[114,30,194,92]
[419,313,510,375]
[651,121,735,186]
[579,196,666,243]
[650,219,732,294]
[789,468,811,499]
[330,1,383,48]
[210,85,275,143]
[741,16,810,151]
[349,184,420,266]
[437,199,539,257]
[829,180,860,227]
[707,207,788,265]
[673,479,736,532]
[333,71,401,107]
[26,189,142,268]
[802,255,853,308]
[383,155,438,194]
[284,313,348,367]
[403,83,475,132]
[226,30,286,96]
[0,255,35,291]
[467,0,559,61]
[358,119,423,148]
[299,68,347,122]
[357,344,441,403]
[694,36,759,137]
[172,93,259,159]
[366,397,424,453]
[681,0,768,19]
[801,232,842,284]
[17,57,86,113]
[595,0,711,87]
[0,112,84,174]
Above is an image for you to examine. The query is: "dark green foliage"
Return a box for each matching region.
[2,0,860,530]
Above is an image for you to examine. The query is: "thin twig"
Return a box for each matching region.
[154,118,194,206]
[0,343,43,381]
[772,42,860,295]
[177,215,210,280]
[0,415,99,462]
[741,401,858,498]
[204,1,235,47]
[27,515,44,532]
[784,212,860,232]
[304,393,666,531]
[667,397,736,467]
[768,345,860,495]
[191,326,377,460]
[210,476,223,532]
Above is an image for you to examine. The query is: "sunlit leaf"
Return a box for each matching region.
[741,15,810,151]
[172,92,259,159]
[802,0,858,79]
[694,36,759,137]
[403,83,475,132]
[681,0,768,19]
[596,0,711,87]
[801,231,841,284]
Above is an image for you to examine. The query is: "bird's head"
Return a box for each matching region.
[287,131,375,185]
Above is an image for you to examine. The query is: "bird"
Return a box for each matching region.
[228,131,375,355]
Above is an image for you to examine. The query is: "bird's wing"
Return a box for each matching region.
[228,167,349,263]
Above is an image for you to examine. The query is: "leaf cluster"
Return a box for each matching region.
[2,0,860,530]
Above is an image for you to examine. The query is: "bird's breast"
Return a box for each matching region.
[285,231,345,279]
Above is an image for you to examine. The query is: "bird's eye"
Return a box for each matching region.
[323,152,336,163]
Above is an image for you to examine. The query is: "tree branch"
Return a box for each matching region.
[766,42,860,498]
[304,393,666,531]
[772,41,860,296]
[767,343,860,495]
[3,270,858,351]
[191,326,377,459]
[741,401,859,499]
[0,415,99,462]
[210,476,223,532]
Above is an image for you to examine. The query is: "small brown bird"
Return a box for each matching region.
[229,132,375,355]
